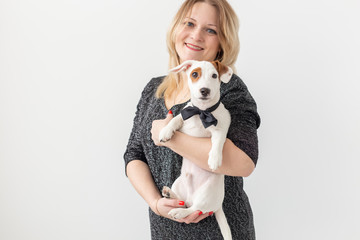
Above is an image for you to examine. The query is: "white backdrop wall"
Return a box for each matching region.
[1,0,359,239]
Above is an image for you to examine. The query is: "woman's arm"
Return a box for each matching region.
[126,160,162,214]
[164,131,255,177]
[151,114,255,177]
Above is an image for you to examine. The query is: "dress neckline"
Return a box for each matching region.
[161,97,190,114]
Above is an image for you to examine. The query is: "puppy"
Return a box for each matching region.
[159,60,233,240]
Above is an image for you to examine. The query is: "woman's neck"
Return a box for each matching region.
[164,77,190,110]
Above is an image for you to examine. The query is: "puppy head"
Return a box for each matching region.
[170,60,233,105]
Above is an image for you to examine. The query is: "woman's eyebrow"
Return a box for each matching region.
[207,23,218,28]
[185,17,197,22]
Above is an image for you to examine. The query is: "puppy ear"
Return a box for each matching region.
[169,60,195,73]
[211,60,233,83]
[219,66,233,83]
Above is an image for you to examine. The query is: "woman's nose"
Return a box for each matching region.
[190,27,203,41]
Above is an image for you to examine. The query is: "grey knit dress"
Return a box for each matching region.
[124,74,260,240]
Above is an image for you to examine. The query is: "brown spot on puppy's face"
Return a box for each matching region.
[190,67,202,82]
[211,60,228,81]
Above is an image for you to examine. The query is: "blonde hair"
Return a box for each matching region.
[156,0,240,98]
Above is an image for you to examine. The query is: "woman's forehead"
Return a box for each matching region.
[185,2,219,24]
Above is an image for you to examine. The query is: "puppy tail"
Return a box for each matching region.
[215,207,232,240]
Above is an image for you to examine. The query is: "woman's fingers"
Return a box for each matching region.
[157,198,213,224]
[156,198,186,219]
[190,211,212,224]
[178,210,213,224]
[162,198,186,208]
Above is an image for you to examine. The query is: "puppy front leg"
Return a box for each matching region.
[159,115,184,142]
[208,129,227,171]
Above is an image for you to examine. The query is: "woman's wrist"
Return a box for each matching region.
[155,198,163,217]
[150,197,162,216]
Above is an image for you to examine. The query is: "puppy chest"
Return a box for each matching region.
[179,116,211,138]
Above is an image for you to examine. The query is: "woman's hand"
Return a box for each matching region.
[154,197,213,224]
[151,112,173,146]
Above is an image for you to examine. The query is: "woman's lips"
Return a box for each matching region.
[185,43,204,51]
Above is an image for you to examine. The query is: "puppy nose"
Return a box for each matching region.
[200,88,210,97]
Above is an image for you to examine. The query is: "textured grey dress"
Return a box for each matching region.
[124,74,260,240]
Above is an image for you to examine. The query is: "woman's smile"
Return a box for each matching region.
[185,42,204,51]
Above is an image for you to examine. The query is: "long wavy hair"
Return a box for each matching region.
[155,0,240,99]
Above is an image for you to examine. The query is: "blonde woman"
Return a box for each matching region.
[124,0,260,239]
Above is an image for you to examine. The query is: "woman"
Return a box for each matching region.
[124,0,260,239]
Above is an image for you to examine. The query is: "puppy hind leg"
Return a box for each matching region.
[184,172,193,203]
[162,186,180,199]
[168,206,197,220]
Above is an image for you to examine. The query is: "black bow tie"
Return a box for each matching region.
[181,100,221,128]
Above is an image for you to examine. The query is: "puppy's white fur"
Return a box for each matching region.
[159,60,233,240]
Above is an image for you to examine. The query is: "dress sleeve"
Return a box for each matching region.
[123,83,150,176]
[220,75,261,165]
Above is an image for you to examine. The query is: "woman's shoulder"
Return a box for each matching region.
[220,73,248,93]
[140,76,165,96]
[145,76,166,89]
[220,73,254,102]
[220,73,260,126]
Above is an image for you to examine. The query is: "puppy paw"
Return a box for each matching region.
[208,150,222,171]
[159,127,174,142]
[168,208,191,220]
[162,186,171,198]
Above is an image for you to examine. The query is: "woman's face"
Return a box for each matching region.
[175,2,220,63]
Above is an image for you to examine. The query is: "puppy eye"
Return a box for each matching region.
[192,72,198,78]
[212,73,218,79]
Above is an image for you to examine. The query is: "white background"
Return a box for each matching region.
[1,0,359,239]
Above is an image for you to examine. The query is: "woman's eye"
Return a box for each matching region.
[185,21,194,27]
[212,73,218,79]
[192,72,198,78]
[207,28,217,35]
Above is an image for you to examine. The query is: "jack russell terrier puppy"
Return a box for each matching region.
[159,60,233,240]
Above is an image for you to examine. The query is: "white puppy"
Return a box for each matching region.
[159,60,233,240]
